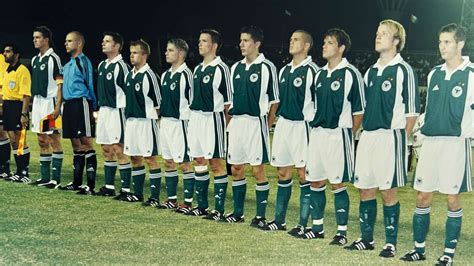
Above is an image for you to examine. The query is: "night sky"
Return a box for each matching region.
[0,0,465,71]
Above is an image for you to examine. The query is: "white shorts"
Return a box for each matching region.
[306,127,353,184]
[124,118,159,157]
[160,117,191,163]
[96,107,126,145]
[31,95,56,134]
[414,137,472,194]
[187,111,226,159]
[227,115,269,166]
[271,117,309,168]
[354,129,407,190]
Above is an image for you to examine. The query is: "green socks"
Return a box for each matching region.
[333,186,349,236]
[359,199,377,242]
[310,185,326,233]
[232,178,247,217]
[104,161,117,189]
[413,206,430,254]
[274,179,293,224]
[255,181,269,218]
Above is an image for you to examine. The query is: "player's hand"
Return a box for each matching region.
[93,111,99,121]
[52,108,60,120]
[20,115,29,129]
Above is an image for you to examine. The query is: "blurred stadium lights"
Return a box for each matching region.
[376,0,408,20]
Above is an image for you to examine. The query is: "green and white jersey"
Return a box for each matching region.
[124,63,161,119]
[229,54,279,117]
[160,63,193,120]
[31,48,62,98]
[421,57,474,137]
[310,58,365,129]
[190,56,231,112]
[97,54,130,108]
[363,53,420,131]
[277,56,319,121]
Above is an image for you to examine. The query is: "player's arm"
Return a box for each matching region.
[266,62,279,128]
[147,71,161,119]
[348,68,365,134]
[52,56,64,119]
[216,65,232,125]
[399,65,420,135]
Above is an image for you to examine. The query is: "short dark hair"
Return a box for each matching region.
[240,25,264,44]
[103,31,124,51]
[200,28,222,51]
[130,39,151,56]
[168,38,189,57]
[324,28,352,55]
[3,42,21,56]
[293,29,314,50]
[439,23,467,43]
[34,26,53,46]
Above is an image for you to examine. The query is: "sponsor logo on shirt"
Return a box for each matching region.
[432,85,439,91]
[235,74,240,79]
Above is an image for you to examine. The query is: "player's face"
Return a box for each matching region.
[102,35,117,54]
[240,33,258,57]
[165,43,179,64]
[130,45,146,66]
[322,35,340,60]
[2,46,15,64]
[33,31,48,49]
[198,33,213,56]
[64,33,79,54]
[289,32,307,56]
[375,24,397,53]
[439,32,463,61]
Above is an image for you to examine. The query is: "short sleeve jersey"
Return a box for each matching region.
[229,53,279,117]
[1,63,31,101]
[124,64,161,119]
[190,56,231,113]
[362,53,420,131]
[310,58,365,129]
[277,56,319,121]
[97,54,130,109]
[160,63,193,120]
[31,48,63,98]
[421,57,474,138]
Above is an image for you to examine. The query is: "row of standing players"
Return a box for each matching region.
[0,19,472,265]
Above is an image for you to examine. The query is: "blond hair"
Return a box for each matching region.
[380,19,406,52]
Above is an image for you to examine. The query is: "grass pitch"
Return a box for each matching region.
[0,132,473,264]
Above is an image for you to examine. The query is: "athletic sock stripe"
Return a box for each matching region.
[214,177,228,184]
[415,207,431,214]
[232,179,246,186]
[119,163,132,170]
[132,169,146,176]
[164,171,179,177]
[183,173,195,179]
[299,182,311,188]
[0,139,10,145]
[415,241,425,248]
[332,187,347,194]
[52,153,64,159]
[278,180,293,187]
[444,248,455,254]
[104,161,117,167]
[256,184,270,191]
[311,185,326,192]
[195,175,210,181]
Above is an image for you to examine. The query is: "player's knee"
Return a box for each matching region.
[130,156,143,167]
[102,145,115,160]
[311,180,326,188]
[277,167,291,180]
[447,195,461,211]
[164,159,175,170]
[231,165,244,177]
[37,135,50,149]
[415,192,432,207]
[381,188,398,205]
[180,162,192,173]
[144,156,158,168]
[209,159,223,173]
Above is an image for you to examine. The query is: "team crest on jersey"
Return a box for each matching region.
[170,82,176,90]
[8,81,16,89]
[451,86,463,98]
[203,75,211,84]
[135,83,141,91]
[40,64,46,71]
[106,72,113,80]
[381,80,392,92]
[250,73,259,83]
[293,77,303,87]
[330,80,341,91]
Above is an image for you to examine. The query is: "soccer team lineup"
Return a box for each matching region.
[1,19,473,265]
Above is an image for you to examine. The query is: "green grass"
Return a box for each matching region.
[0,131,473,264]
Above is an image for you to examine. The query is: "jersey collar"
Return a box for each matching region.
[240,53,265,68]
[289,56,312,72]
[440,56,471,73]
[38,48,54,60]
[133,63,150,75]
[168,62,188,75]
[373,53,403,70]
[202,56,222,70]
[106,54,123,64]
[322,57,349,73]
